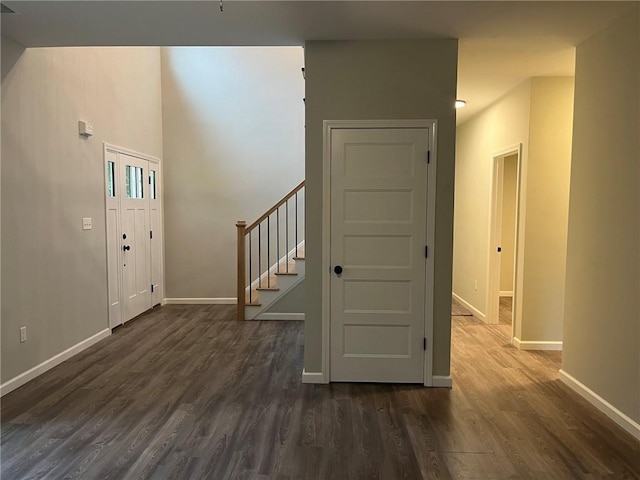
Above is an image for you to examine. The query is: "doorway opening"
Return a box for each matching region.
[487,145,521,339]
[498,154,517,327]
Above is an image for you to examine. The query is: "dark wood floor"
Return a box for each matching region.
[2,305,639,479]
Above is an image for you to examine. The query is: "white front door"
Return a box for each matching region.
[120,154,152,322]
[330,127,429,383]
[105,147,163,328]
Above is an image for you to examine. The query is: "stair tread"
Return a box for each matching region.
[243,245,305,317]
[245,290,260,304]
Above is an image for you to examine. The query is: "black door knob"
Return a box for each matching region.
[334,265,343,275]
[123,245,131,251]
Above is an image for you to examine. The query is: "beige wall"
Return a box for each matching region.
[1,41,163,383]
[304,40,458,376]
[521,77,573,342]
[500,155,517,293]
[563,10,639,424]
[454,80,531,325]
[161,47,304,299]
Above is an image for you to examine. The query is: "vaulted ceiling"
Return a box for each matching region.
[2,1,634,123]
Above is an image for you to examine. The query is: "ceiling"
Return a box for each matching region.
[1,1,634,123]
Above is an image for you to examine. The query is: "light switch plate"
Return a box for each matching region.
[82,217,92,230]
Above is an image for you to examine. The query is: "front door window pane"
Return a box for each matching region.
[125,165,144,199]
[107,161,115,197]
[150,170,157,199]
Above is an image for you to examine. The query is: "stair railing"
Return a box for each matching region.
[236,181,305,320]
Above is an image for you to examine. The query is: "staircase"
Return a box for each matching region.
[236,181,305,320]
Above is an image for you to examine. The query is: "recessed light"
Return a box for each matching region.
[455,100,467,109]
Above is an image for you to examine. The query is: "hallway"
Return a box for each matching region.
[2,305,638,479]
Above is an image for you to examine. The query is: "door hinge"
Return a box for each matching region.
[427,150,431,164]
[150,230,153,239]
[423,338,427,350]
[151,284,154,293]
[425,245,428,258]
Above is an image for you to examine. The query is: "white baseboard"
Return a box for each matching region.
[255,313,305,321]
[559,369,640,441]
[302,369,327,384]
[512,337,563,351]
[499,291,513,297]
[0,328,111,397]
[163,298,237,305]
[432,375,453,388]
[452,292,486,321]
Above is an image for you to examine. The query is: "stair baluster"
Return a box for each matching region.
[236,181,305,320]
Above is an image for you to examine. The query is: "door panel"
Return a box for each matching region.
[330,128,429,383]
[120,154,151,322]
[105,151,122,329]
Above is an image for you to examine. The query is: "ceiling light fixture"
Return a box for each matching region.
[455,100,467,109]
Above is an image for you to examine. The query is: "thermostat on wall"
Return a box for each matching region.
[78,121,94,137]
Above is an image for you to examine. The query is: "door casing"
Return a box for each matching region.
[321,120,438,386]
[486,144,522,341]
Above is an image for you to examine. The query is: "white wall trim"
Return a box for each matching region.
[302,369,328,384]
[321,119,437,386]
[0,328,111,397]
[163,298,237,305]
[255,313,304,321]
[512,337,562,351]
[499,291,513,297]
[104,142,161,164]
[452,292,486,322]
[432,375,453,388]
[559,369,640,441]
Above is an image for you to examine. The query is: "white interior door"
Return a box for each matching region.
[120,154,152,322]
[330,127,429,383]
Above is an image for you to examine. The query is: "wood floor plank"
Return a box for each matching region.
[2,303,639,479]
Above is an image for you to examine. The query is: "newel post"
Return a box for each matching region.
[236,221,247,321]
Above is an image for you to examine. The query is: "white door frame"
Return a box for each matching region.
[103,143,164,329]
[321,119,438,386]
[486,144,522,339]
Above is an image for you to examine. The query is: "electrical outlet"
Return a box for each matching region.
[20,326,27,343]
[474,280,478,291]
